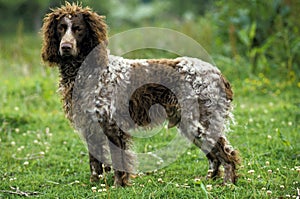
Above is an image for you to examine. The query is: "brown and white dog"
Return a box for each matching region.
[41,2,240,186]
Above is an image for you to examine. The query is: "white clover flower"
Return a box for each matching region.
[247,170,255,174]
[280,185,284,189]
[267,169,272,174]
[265,161,270,166]
[157,178,163,183]
[206,184,212,191]
[267,135,272,139]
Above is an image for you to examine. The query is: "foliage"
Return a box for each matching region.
[212,0,300,79]
[0,0,299,82]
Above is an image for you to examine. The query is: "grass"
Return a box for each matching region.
[0,34,299,198]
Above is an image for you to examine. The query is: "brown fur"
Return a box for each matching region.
[147,59,181,68]
[221,75,233,101]
[41,2,107,67]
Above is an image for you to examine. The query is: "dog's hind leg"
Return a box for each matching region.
[194,102,240,184]
[178,81,239,184]
[201,136,239,183]
[211,136,240,184]
[205,150,222,180]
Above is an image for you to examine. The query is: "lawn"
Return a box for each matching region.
[0,34,299,198]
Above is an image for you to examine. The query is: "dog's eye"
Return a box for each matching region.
[73,26,82,32]
[58,24,67,32]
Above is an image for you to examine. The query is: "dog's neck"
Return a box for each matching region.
[57,45,108,121]
[58,58,83,85]
[58,44,108,85]
[57,56,86,122]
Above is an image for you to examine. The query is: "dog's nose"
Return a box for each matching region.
[61,42,73,51]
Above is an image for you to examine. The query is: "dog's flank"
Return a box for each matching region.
[41,2,240,187]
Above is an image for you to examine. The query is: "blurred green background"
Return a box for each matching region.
[1,0,300,83]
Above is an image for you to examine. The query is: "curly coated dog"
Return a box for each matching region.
[41,2,240,186]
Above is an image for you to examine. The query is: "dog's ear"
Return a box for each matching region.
[81,11,108,67]
[82,11,108,48]
[41,11,60,67]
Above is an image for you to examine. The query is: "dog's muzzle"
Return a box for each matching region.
[60,42,73,56]
[59,28,78,57]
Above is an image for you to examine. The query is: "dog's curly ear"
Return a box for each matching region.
[82,11,108,48]
[41,11,60,67]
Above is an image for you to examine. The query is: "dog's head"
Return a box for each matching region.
[41,2,107,66]
[56,14,86,57]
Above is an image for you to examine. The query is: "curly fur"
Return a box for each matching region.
[41,2,107,66]
[41,2,240,186]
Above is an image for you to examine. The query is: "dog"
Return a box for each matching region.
[41,2,240,186]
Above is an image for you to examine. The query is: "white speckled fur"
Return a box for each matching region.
[89,54,236,167]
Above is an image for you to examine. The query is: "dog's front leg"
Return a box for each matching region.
[102,123,135,187]
[84,121,111,182]
[89,152,111,182]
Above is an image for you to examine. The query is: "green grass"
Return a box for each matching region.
[0,34,299,198]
